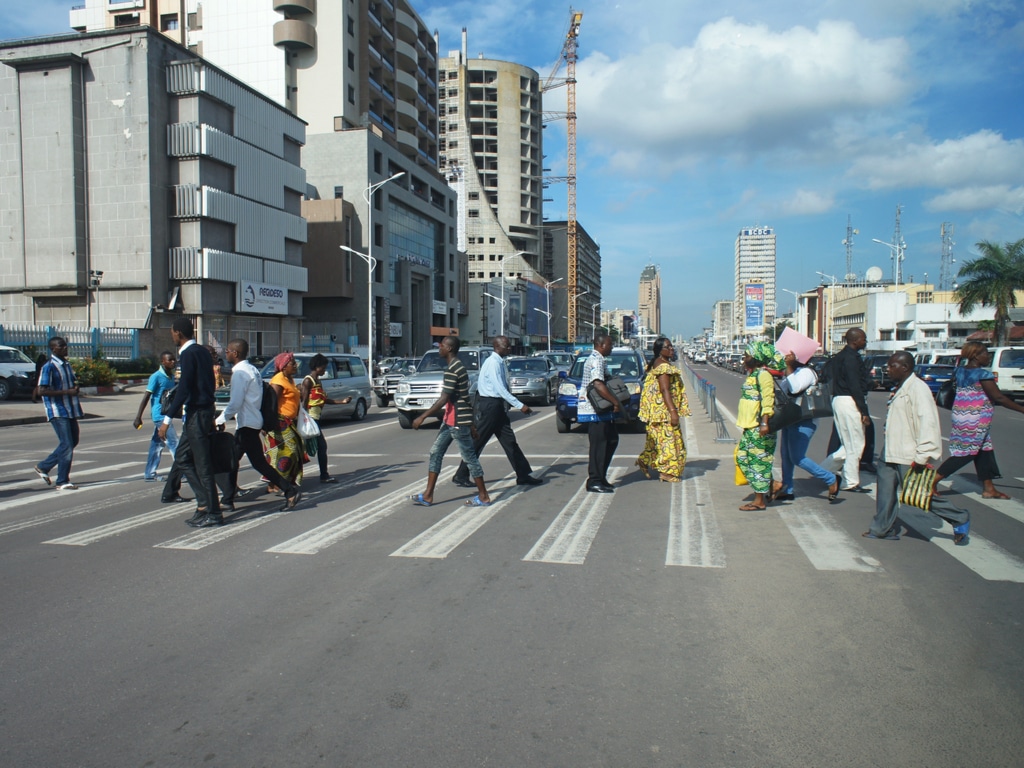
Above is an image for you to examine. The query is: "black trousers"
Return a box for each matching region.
[163,429,240,504]
[167,407,218,512]
[937,449,1001,482]
[236,427,297,495]
[827,417,875,462]
[454,397,533,482]
[588,419,619,485]
[312,418,329,479]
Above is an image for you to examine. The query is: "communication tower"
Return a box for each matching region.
[890,204,906,285]
[940,222,955,291]
[842,215,859,281]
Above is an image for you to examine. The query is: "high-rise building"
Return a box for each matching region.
[438,30,544,289]
[542,221,600,343]
[712,300,735,344]
[734,226,777,336]
[638,264,661,336]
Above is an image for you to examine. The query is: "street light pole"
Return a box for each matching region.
[89,270,104,331]
[483,292,507,339]
[544,277,563,352]
[815,272,838,354]
[872,238,905,293]
[572,288,589,343]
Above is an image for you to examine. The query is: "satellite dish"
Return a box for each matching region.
[845,273,857,282]
[866,266,883,283]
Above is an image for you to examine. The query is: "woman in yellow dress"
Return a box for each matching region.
[637,337,690,482]
[265,352,303,490]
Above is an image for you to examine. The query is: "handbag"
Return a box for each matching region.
[936,378,955,410]
[900,465,937,511]
[296,406,321,438]
[586,375,630,413]
[767,370,833,432]
[733,444,748,486]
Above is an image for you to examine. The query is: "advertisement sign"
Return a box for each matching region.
[744,283,765,333]
[432,300,447,316]
[388,323,403,337]
[238,281,287,315]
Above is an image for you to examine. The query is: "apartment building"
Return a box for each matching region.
[638,264,661,336]
[712,299,734,345]
[542,221,601,344]
[734,226,777,336]
[0,28,307,354]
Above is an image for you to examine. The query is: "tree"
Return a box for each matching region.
[954,238,1024,347]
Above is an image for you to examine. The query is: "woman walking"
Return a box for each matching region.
[636,337,690,482]
[735,341,781,510]
[265,352,303,491]
[933,342,1024,499]
[771,351,840,502]
[300,353,351,485]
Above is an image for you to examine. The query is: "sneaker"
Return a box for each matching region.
[56,483,79,490]
[144,475,161,482]
[34,466,52,485]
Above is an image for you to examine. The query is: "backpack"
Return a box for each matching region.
[260,380,280,433]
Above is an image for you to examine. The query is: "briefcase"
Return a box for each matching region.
[586,375,630,413]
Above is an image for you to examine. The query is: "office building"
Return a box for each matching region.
[734,226,776,336]
[638,264,661,336]
[542,221,601,344]
[712,300,734,345]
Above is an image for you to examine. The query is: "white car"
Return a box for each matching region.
[693,350,707,363]
[0,345,38,400]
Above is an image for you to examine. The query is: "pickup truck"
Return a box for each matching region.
[372,357,418,407]
[393,346,493,428]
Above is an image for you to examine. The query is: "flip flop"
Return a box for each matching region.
[464,495,491,507]
[410,493,432,507]
[738,503,766,511]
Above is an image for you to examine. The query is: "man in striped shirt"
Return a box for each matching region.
[410,336,492,507]
[34,336,84,490]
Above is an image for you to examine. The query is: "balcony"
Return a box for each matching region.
[273,19,315,50]
[273,0,315,14]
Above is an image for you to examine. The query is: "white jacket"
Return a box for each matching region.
[882,374,942,466]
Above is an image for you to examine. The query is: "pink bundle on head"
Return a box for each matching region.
[274,352,295,372]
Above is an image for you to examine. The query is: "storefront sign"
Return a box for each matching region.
[238,281,287,315]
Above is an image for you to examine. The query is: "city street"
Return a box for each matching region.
[2,370,1023,767]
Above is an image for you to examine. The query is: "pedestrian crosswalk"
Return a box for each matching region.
[3,457,1024,583]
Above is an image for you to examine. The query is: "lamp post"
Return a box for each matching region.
[872,238,905,292]
[483,292,507,338]
[572,288,590,343]
[544,277,563,351]
[499,250,527,340]
[815,271,838,354]
[341,170,405,374]
[89,270,104,331]
[533,308,552,351]
[780,288,800,333]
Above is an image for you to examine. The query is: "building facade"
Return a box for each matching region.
[734,226,776,337]
[637,264,661,336]
[712,299,735,345]
[542,220,600,344]
[0,28,307,355]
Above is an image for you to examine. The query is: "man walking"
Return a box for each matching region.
[579,334,620,493]
[452,335,542,488]
[133,351,178,481]
[34,336,83,490]
[410,336,492,507]
[215,338,302,511]
[825,328,872,491]
[864,352,970,545]
[159,317,221,527]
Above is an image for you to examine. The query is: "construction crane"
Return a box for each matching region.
[542,9,583,342]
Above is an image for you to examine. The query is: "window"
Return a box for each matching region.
[468,209,479,218]
[160,14,179,31]
[348,85,355,104]
[374,151,382,174]
[334,358,353,378]
[468,191,479,200]
[347,51,355,70]
[347,15,354,35]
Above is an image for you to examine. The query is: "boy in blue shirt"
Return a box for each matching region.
[133,351,179,480]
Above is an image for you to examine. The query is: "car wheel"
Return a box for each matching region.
[542,385,552,406]
[376,394,390,408]
[0,378,10,401]
[350,398,367,421]
[556,416,571,433]
[397,411,413,429]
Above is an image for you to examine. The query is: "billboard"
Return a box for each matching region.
[744,283,765,333]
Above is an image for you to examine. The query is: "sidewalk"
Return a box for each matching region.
[0,387,141,427]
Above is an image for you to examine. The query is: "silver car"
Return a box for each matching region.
[530,351,574,375]
[259,353,372,421]
[506,356,560,406]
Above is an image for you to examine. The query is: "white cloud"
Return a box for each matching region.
[924,185,1024,214]
[576,18,912,164]
[849,130,1024,190]
[773,189,837,216]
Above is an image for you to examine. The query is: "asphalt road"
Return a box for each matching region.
[1,378,1023,767]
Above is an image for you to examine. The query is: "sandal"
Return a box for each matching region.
[767,480,785,501]
[635,459,652,479]
[827,480,840,502]
[658,473,680,483]
[738,502,766,511]
[410,493,432,507]
[981,491,1011,500]
[465,495,491,507]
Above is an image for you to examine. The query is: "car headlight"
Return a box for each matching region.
[558,382,578,397]
[397,382,410,394]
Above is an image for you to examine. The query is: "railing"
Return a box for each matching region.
[682,361,734,443]
[0,324,139,361]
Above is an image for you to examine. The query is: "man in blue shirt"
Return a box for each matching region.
[133,351,179,481]
[34,336,84,490]
[451,336,542,487]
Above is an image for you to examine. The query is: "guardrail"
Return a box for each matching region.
[682,361,735,443]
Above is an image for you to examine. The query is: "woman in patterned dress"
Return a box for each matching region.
[265,352,303,490]
[735,341,782,510]
[933,342,1024,499]
[636,337,690,482]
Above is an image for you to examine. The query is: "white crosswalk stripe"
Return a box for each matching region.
[944,476,1024,524]
[778,506,884,572]
[44,505,183,546]
[666,468,725,568]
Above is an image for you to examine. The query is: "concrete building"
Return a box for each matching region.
[712,299,734,345]
[637,264,661,336]
[542,221,601,344]
[601,308,636,341]
[0,28,307,355]
[734,226,776,336]
[438,30,544,300]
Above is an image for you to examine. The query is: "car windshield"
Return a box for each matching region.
[568,351,641,379]
[389,359,417,375]
[416,349,483,372]
[509,359,548,373]
[0,348,34,364]
[545,354,572,366]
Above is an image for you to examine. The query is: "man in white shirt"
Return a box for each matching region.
[216,338,302,511]
[452,335,542,488]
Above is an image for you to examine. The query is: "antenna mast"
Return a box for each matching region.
[940,222,955,291]
[842,214,859,281]
[891,204,906,285]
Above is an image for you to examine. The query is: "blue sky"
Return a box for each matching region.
[5,1,1023,337]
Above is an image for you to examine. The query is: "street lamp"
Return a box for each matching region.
[89,270,104,330]
[780,288,801,333]
[341,170,405,373]
[483,292,507,337]
[816,272,838,354]
[499,250,527,340]
[533,308,552,352]
[872,238,905,292]
[543,277,563,351]
[572,288,590,343]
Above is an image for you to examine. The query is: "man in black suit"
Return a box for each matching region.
[158,317,221,527]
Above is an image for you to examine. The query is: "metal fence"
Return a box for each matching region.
[0,325,139,361]
[682,361,735,443]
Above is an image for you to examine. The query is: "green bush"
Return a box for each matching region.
[71,357,118,387]
[113,357,159,375]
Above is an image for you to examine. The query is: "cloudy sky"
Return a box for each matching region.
[5,1,1023,336]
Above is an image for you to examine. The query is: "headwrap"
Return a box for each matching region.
[274,351,295,372]
[745,341,785,370]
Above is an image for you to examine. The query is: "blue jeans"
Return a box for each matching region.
[39,417,80,485]
[428,423,483,478]
[780,420,836,494]
[144,422,178,479]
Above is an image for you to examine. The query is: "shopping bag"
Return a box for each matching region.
[734,444,749,486]
[900,466,936,511]
[297,407,321,438]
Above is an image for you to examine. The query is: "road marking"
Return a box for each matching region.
[44,505,184,546]
[523,466,626,565]
[943,476,1024,525]
[0,486,160,537]
[0,462,140,499]
[666,467,725,568]
[777,505,884,572]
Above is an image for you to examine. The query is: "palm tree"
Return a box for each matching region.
[954,238,1024,346]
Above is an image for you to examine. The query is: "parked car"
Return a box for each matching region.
[987,346,1024,400]
[256,353,372,421]
[864,354,894,390]
[914,350,960,367]
[531,350,574,374]
[393,346,493,429]
[914,364,956,394]
[372,357,418,407]
[554,347,647,433]
[0,345,38,400]
[693,350,707,363]
[506,356,560,405]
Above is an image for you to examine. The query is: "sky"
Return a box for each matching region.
[4,0,1023,337]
